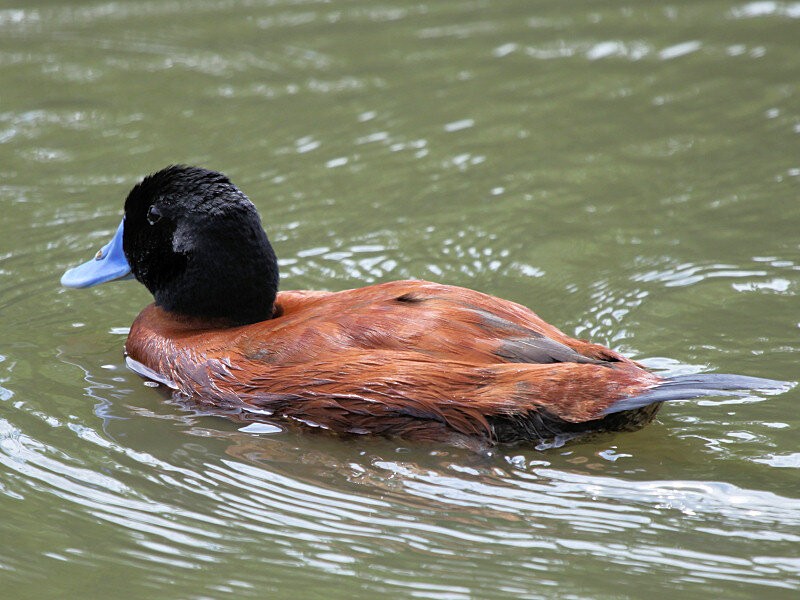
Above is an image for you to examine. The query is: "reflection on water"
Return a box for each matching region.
[3,380,799,597]
[1,0,799,598]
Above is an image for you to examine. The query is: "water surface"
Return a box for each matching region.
[1,1,799,598]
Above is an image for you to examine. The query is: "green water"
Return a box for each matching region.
[1,1,799,598]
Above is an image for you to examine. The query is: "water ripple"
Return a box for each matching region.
[730,2,800,19]
[2,0,800,596]
[632,261,770,288]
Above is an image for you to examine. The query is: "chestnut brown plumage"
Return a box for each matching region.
[61,166,788,447]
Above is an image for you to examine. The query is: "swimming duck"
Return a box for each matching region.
[61,165,785,446]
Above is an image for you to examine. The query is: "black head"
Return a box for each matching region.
[122,165,279,325]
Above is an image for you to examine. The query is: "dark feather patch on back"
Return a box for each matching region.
[495,336,602,365]
[394,292,427,303]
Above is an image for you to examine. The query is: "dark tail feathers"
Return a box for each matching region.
[603,373,792,415]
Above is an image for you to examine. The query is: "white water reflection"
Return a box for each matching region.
[3,399,798,593]
[730,2,800,18]
[2,0,800,597]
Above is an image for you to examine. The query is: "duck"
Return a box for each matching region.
[60,165,787,447]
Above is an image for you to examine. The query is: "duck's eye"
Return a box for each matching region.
[146,205,163,225]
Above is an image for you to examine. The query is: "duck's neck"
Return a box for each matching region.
[150,233,280,327]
